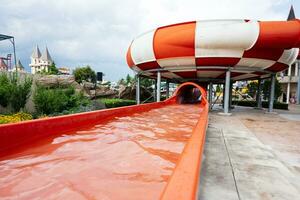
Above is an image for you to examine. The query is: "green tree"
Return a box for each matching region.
[262,78,282,101]
[247,81,258,98]
[73,65,96,83]
[48,62,59,75]
[40,62,59,75]
[140,77,153,88]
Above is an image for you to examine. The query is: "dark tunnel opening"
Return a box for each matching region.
[176,85,202,104]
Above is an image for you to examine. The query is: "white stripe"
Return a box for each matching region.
[168,67,196,72]
[235,58,275,69]
[157,57,195,68]
[131,66,141,72]
[131,30,156,65]
[232,73,257,81]
[278,48,299,65]
[195,20,259,58]
[197,71,223,78]
[161,72,181,79]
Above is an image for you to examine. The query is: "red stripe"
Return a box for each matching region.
[243,48,284,61]
[254,21,300,49]
[196,58,240,66]
[136,61,161,71]
[174,71,197,79]
[126,44,135,67]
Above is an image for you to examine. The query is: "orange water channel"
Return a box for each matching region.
[0,104,202,200]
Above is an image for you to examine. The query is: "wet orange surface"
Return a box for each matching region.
[0,104,202,200]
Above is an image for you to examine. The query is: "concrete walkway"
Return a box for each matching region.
[199,106,300,200]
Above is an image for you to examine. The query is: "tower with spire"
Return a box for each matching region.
[29,45,53,74]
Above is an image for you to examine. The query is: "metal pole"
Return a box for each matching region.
[10,38,17,72]
[256,78,262,108]
[156,71,161,102]
[209,82,213,110]
[224,69,231,114]
[136,74,140,105]
[297,61,300,104]
[154,79,157,102]
[222,83,226,108]
[166,80,170,98]
[268,74,276,112]
[229,81,233,110]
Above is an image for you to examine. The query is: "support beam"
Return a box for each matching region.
[136,74,140,105]
[166,80,170,98]
[268,74,276,113]
[156,71,161,102]
[209,82,213,110]
[256,78,262,109]
[223,69,231,114]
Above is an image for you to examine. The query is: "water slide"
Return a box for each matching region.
[0,82,208,200]
[1,17,300,200]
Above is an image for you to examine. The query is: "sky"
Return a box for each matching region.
[0,0,299,81]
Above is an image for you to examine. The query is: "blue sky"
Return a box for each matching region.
[0,0,299,81]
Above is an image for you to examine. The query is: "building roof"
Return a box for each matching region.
[288,5,296,21]
[31,45,41,58]
[16,59,24,69]
[0,58,7,69]
[40,47,53,62]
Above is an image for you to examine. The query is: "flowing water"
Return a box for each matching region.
[0,104,202,200]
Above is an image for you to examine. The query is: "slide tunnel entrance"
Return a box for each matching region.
[173,82,207,104]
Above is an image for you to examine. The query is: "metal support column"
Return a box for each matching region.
[166,80,170,98]
[153,79,157,102]
[256,78,262,109]
[268,74,276,113]
[136,74,140,105]
[224,69,231,114]
[208,82,213,110]
[9,37,17,71]
[222,83,226,108]
[156,71,161,102]
[297,61,300,104]
[229,81,233,110]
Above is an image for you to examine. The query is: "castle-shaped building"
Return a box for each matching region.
[29,45,53,74]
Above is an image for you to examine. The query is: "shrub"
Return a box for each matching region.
[0,73,32,112]
[10,74,33,112]
[0,74,10,107]
[33,86,88,115]
[99,98,136,108]
[0,112,32,124]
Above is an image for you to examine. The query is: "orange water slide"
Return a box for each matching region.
[0,82,208,200]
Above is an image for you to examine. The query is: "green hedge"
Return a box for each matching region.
[99,98,136,108]
[232,100,288,110]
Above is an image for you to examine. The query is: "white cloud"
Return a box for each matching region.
[0,0,294,81]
